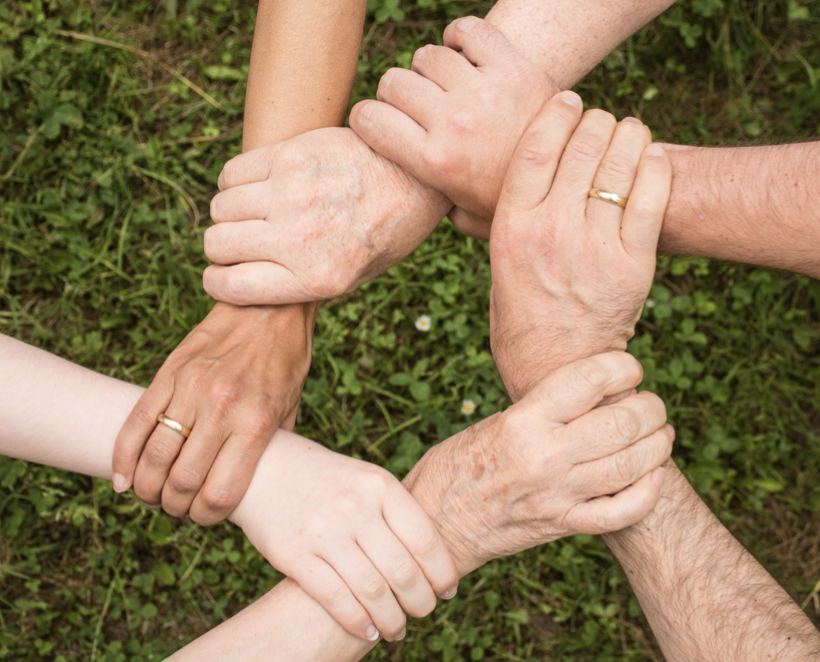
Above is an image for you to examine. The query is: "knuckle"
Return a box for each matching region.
[130,404,158,431]
[322,580,350,606]
[377,68,399,98]
[598,155,635,181]
[420,146,450,176]
[412,44,436,69]
[569,134,607,161]
[445,109,480,137]
[613,448,639,486]
[168,466,205,495]
[143,438,177,467]
[517,132,558,168]
[575,357,610,391]
[392,559,420,590]
[413,525,441,558]
[199,483,240,514]
[584,108,617,126]
[361,575,388,601]
[207,379,241,408]
[611,406,641,441]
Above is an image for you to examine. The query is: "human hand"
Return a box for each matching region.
[202,127,451,306]
[112,303,314,525]
[404,352,672,575]
[350,16,557,240]
[230,432,459,643]
[488,93,672,401]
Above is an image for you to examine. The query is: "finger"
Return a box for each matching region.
[565,391,667,463]
[377,67,444,128]
[495,90,584,213]
[160,417,226,518]
[325,545,407,642]
[448,207,491,240]
[133,398,196,507]
[204,221,278,266]
[209,182,272,223]
[112,377,174,492]
[203,263,306,307]
[522,352,645,424]
[411,44,476,90]
[383,487,459,600]
[587,118,652,243]
[357,524,437,619]
[443,16,520,68]
[579,425,675,497]
[290,557,379,642]
[188,434,268,526]
[549,108,618,213]
[349,100,427,177]
[569,466,665,534]
[217,144,282,191]
[621,143,672,260]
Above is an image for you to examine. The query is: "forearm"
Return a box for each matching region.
[485,0,676,89]
[0,334,374,660]
[603,462,820,661]
[242,0,366,151]
[660,142,820,278]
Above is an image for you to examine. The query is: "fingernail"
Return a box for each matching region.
[623,116,643,124]
[112,473,129,493]
[665,424,676,442]
[395,628,407,641]
[366,625,380,641]
[651,468,665,488]
[558,90,582,108]
[645,143,665,157]
[441,586,458,600]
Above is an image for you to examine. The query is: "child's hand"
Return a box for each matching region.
[350,16,556,239]
[229,434,459,642]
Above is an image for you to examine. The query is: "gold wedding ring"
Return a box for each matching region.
[589,188,628,209]
[157,414,192,439]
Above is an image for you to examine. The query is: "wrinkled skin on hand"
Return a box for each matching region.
[203,127,451,306]
[403,353,672,576]
[350,16,557,239]
[488,94,672,400]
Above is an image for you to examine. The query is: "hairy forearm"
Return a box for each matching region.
[242,0,366,151]
[485,0,676,89]
[604,463,820,661]
[660,142,820,278]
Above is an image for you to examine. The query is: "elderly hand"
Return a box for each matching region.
[488,93,672,401]
[350,17,556,240]
[230,432,458,643]
[202,127,451,306]
[112,303,314,525]
[404,352,672,575]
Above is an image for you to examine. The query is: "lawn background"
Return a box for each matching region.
[2,0,820,660]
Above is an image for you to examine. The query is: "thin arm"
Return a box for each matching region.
[242,0,366,150]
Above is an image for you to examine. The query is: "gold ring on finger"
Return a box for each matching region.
[589,188,628,209]
[157,414,192,439]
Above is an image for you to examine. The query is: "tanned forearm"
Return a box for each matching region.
[659,142,820,278]
[604,463,820,661]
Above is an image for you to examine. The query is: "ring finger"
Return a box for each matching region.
[411,44,476,91]
[133,397,196,507]
[586,118,652,243]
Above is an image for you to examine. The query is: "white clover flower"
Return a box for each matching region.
[415,315,432,332]
[645,299,656,309]
[461,399,476,416]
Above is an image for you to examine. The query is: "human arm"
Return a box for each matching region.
[201,0,677,305]
[0,334,671,660]
[487,95,820,658]
[111,0,370,523]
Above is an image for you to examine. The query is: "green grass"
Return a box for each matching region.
[2,0,820,660]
